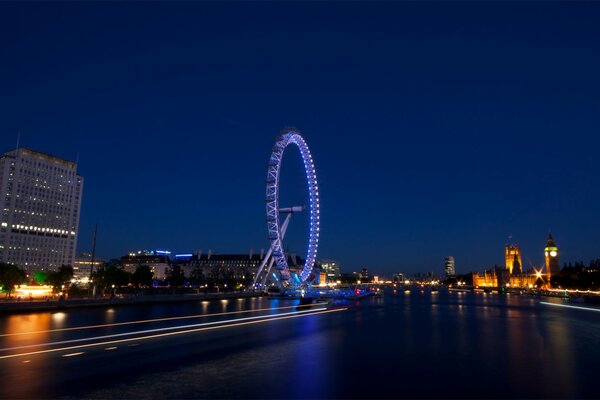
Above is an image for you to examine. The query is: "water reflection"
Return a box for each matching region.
[0,293,597,399]
[3,313,53,344]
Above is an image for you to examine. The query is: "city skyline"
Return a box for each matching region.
[2,3,600,274]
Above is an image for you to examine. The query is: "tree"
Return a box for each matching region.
[0,263,27,298]
[131,265,154,288]
[168,266,185,288]
[46,265,74,294]
[92,262,131,295]
[33,270,49,284]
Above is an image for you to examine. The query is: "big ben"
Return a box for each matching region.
[544,233,560,279]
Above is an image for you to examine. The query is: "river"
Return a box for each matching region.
[0,289,597,398]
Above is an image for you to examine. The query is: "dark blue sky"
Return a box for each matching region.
[1,2,599,276]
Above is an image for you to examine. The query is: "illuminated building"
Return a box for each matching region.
[0,148,83,272]
[545,233,560,279]
[472,240,548,288]
[319,260,341,282]
[444,256,456,278]
[176,251,263,281]
[505,244,523,275]
[319,270,328,285]
[360,268,369,281]
[120,250,172,280]
[472,266,541,289]
[392,273,406,283]
[72,252,104,282]
[14,284,53,299]
[174,251,303,285]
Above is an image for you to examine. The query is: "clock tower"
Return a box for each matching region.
[544,233,560,279]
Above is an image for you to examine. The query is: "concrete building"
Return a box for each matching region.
[319,260,341,282]
[0,148,83,272]
[173,250,306,286]
[72,252,104,283]
[174,251,264,282]
[444,256,456,278]
[120,250,172,280]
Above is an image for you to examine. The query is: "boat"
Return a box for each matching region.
[299,296,315,305]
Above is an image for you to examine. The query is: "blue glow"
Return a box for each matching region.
[175,254,193,258]
[156,250,171,255]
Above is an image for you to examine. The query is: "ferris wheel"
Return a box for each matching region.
[253,129,320,287]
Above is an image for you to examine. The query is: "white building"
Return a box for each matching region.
[0,148,83,272]
[444,256,456,278]
[120,250,172,280]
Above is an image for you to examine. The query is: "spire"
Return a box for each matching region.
[546,232,556,247]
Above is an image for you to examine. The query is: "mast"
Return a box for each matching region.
[89,223,98,279]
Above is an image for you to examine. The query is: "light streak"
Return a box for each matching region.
[540,301,600,312]
[0,308,346,360]
[61,352,84,357]
[0,308,328,352]
[0,302,328,337]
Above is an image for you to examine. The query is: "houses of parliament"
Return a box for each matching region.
[472,234,560,289]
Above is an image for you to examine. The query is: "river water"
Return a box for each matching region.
[0,289,598,398]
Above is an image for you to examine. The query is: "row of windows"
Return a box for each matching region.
[2,233,76,246]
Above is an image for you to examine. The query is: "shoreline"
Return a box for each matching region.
[0,291,265,314]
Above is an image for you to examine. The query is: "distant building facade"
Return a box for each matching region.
[73,252,104,282]
[472,236,554,288]
[505,244,523,275]
[0,148,83,272]
[392,272,406,284]
[413,271,437,283]
[174,251,263,283]
[120,250,172,280]
[174,251,310,286]
[319,260,341,282]
[444,256,456,278]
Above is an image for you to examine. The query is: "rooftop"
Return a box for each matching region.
[2,147,78,169]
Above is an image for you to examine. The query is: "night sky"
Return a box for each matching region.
[1,2,599,276]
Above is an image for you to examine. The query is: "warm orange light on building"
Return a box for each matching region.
[14,285,53,299]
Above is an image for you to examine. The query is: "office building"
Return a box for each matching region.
[444,256,456,278]
[0,148,83,272]
[320,260,341,281]
[73,252,104,282]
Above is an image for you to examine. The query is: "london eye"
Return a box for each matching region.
[253,128,320,287]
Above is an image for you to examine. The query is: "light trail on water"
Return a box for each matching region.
[0,302,329,337]
[0,308,329,352]
[0,307,347,360]
[540,301,600,312]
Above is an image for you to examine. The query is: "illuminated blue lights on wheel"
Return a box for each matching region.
[266,129,320,283]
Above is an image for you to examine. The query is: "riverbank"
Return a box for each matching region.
[0,291,264,314]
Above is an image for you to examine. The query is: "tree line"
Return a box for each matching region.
[0,263,74,298]
[0,260,256,299]
[551,259,600,290]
